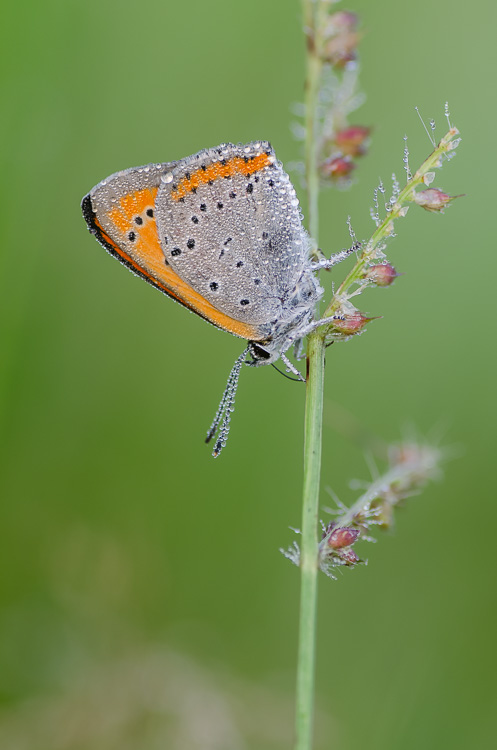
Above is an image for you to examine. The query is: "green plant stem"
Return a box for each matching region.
[304,51,322,243]
[296,329,326,750]
[302,0,326,243]
[295,2,328,749]
[295,7,459,739]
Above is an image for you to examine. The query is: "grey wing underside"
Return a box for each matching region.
[88,161,177,224]
[155,141,311,326]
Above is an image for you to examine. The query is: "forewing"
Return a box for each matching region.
[81,161,263,341]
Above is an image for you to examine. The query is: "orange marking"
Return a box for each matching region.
[171,152,273,201]
[110,187,158,231]
[99,193,265,342]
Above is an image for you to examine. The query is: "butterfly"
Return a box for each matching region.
[82,141,346,454]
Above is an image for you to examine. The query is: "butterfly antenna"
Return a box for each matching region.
[271,363,303,382]
[205,348,248,457]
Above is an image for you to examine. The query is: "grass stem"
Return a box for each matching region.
[295,2,328,748]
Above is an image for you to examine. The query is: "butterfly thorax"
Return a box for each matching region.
[246,266,323,366]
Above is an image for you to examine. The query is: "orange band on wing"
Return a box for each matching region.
[171,152,273,201]
[94,194,265,342]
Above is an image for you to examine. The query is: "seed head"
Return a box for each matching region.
[320,155,356,180]
[327,525,360,550]
[339,548,360,565]
[326,11,359,33]
[364,263,399,287]
[413,188,460,213]
[331,309,374,335]
[322,11,360,67]
[335,126,371,157]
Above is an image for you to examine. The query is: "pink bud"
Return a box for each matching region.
[339,548,360,565]
[327,11,359,33]
[320,156,356,180]
[335,126,371,157]
[328,526,360,550]
[331,310,373,335]
[322,17,360,67]
[364,263,399,287]
[413,189,457,213]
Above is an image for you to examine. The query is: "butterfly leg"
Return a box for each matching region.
[293,336,306,361]
[310,242,360,271]
[280,352,305,381]
[284,313,341,355]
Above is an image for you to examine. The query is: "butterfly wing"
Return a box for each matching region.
[155,141,319,328]
[82,162,263,341]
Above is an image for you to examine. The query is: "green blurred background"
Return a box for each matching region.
[1,1,495,748]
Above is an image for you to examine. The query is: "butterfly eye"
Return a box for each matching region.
[250,343,271,360]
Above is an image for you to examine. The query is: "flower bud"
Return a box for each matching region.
[364,263,399,287]
[339,548,360,565]
[328,526,360,550]
[322,12,360,67]
[413,188,457,213]
[327,11,358,33]
[320,155,356,180]
[335,126,371,157]
[331,310,373,335]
